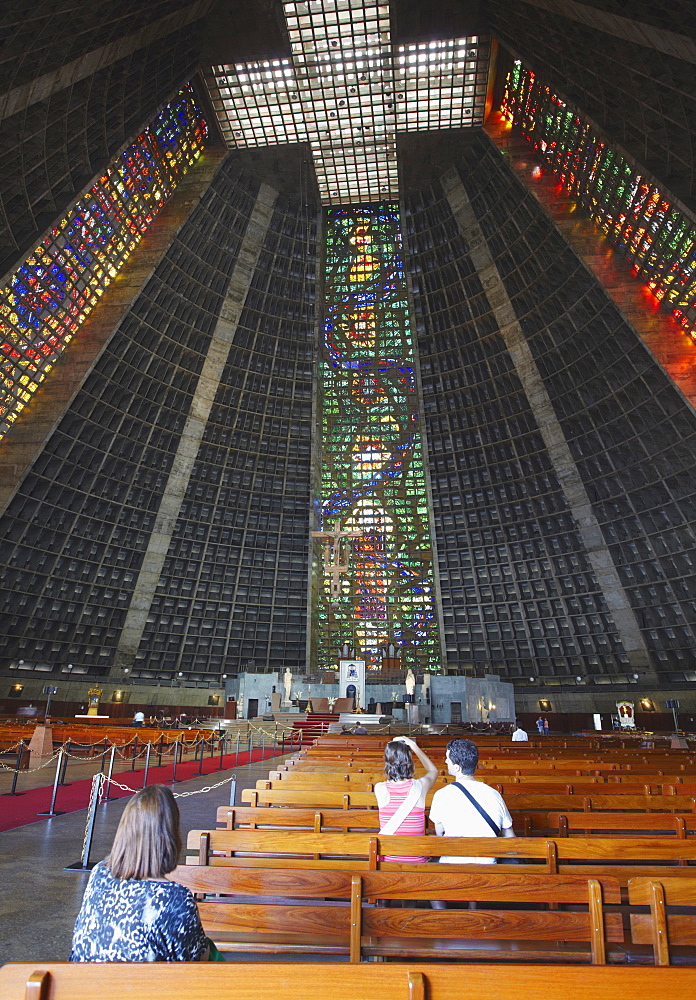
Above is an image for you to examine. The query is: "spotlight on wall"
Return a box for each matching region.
[539,699,551,712]
[640,698,656,712]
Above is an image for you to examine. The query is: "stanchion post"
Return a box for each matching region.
[38,749,65,816]
[235,733,240,765]
[142,742,152,789]
[65,773,104,871]
[198,738,205,775]
[2,741,26,797]
[209,735,215,759]
[131,737,138,772]
[228,774,237,807]
[167,740,180,784]
[102,745,116,803]
[218,733,225,770]
[248,730,253,761]
[58,742,70,785]
[261,731,265,760]
[99,739,110,775]
[157,734,164,767]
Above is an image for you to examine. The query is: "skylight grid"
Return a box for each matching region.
[204,3,490,203]
[394,37,488,132]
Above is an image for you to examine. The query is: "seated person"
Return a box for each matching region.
[374,736,438,862]
[70,785,208,962]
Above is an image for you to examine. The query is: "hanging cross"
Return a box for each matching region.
[312,521,362,598]
[204,1,490,205]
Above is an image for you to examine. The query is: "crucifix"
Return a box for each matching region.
[312,521,362,598]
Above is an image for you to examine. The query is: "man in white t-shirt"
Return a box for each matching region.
[511,725,528,741]
[428,738,514,865]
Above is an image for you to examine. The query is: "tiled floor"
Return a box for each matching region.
[0,754,291,964]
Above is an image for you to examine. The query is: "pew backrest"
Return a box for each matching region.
[4,962,696,1000]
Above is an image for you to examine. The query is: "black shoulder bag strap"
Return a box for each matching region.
[453,781,501,836]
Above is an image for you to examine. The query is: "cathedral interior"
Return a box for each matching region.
[0,0,695,723]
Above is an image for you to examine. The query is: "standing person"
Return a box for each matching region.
[374,736,438,862]
[543,717,549,736]
[429,738,514,864]
[70,785,209,962]
[536,716,544,735]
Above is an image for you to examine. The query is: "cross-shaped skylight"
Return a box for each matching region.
[204,0,490,205]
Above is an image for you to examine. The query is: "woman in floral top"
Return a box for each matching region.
[70,784,208,962]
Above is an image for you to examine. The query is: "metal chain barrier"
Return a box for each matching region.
[0,750,61,773]
[102,772,237,798]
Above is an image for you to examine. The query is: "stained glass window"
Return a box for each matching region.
[315,203,441,673]
[0,84,207,441]
[501,61,696,344]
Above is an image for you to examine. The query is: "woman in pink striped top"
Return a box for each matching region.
[374,736,439,862]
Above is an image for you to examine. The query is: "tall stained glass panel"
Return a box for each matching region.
[0,84,207,440]
[315,203,441,674]
[501,61,696,343]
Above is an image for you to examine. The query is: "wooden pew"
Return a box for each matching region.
[241,785,696,813]
[628,877,696,965]
[548,813,696,837]
[171,865,623,964]
[187,828,696,887]
[3,962,696,1000]
[217,805,383,832]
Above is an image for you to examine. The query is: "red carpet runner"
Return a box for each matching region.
[0,746,279,833]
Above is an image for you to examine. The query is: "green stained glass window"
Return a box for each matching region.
[501,61,696,342]
[314,203,440,673]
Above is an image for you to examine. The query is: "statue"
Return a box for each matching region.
[405,669,415,700]
[283,668,293,705]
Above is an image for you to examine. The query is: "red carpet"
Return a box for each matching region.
[0,746,280,833]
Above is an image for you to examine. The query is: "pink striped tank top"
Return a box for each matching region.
[377,779,427,862]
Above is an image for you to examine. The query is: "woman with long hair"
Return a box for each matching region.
[70,784,208,962]
[374,736,438,862]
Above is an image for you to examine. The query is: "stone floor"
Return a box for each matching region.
[0,753,291,964]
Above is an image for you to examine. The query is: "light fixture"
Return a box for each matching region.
[640,698,655,712]
[539,699,551,712]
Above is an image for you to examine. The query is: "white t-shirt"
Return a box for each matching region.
[428,777,513,864]
[512,728,528,741]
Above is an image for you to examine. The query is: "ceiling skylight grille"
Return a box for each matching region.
[204,0,490,204]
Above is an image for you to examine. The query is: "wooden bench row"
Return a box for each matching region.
[170,863,696,966]
[187,827,696,887]
[261,771,696,794]
[174,866,622,963]
[217,804,696,838]
[242,785,696,812]
[3,962,695,1000]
